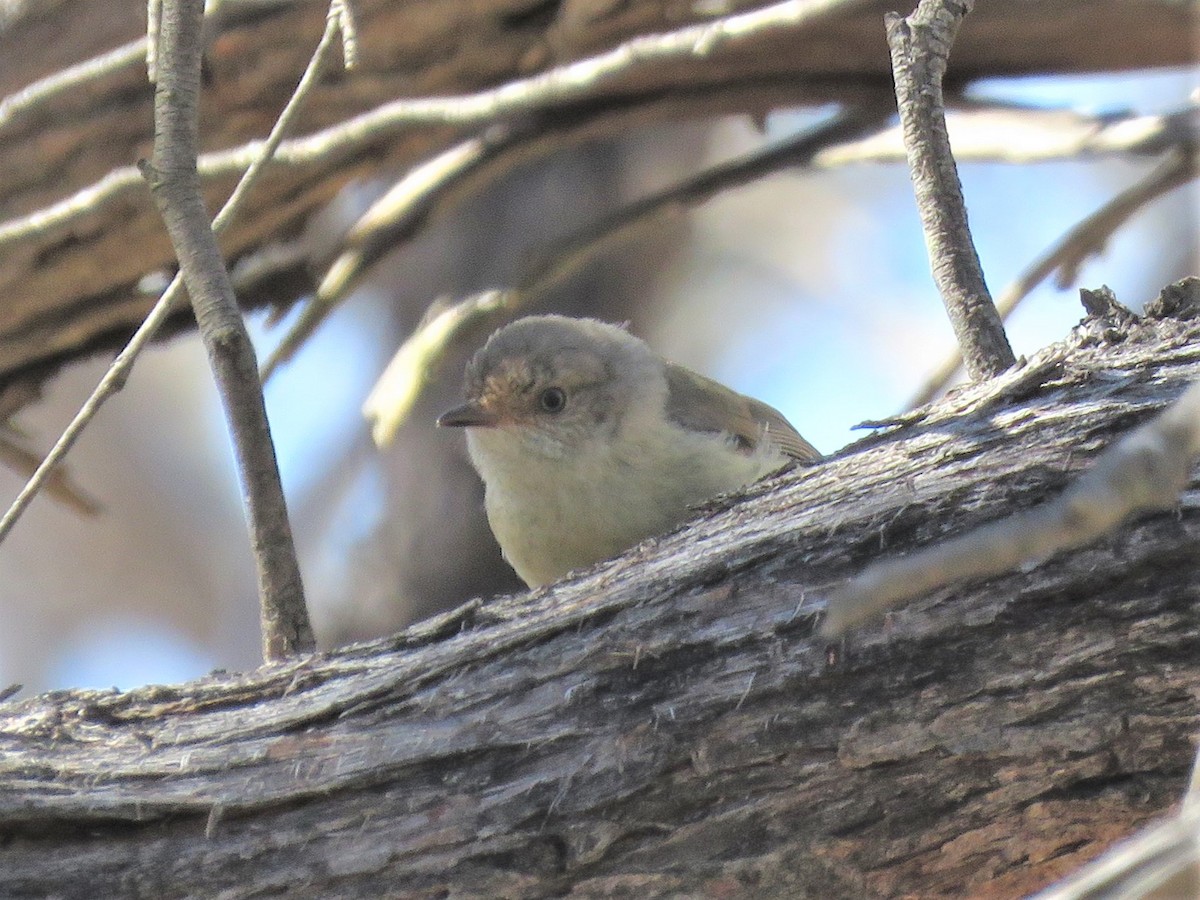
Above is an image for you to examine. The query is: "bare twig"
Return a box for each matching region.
[822,377,1200,636]
[816,102,1198,167]
[145,0,312,660]
[0,0,872,248]
[363,290,515,446]
[887,0,1015,380]
[0,430,100,516]
[144,3,308,658]
[0,5,350,586]
[906,146,1200,409]
[330,0,357,69]
[0,36,145,131]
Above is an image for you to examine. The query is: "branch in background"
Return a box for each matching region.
[822,368,1200,637]
[0,1,310,132]
[362,291,514,447]
[357,102,894,443]
[906,146,1199,409]
[0,428,100,517]
[517,102,895,299]
[886,0,1015,380]
[3,91,1189,256]
[258,128,519,381]
[0,37,146,131]
[0,0,872,249]
[260,98,1196,382]
[258,81,888,380]
[817,101,1198,166]
[0,4,352,621]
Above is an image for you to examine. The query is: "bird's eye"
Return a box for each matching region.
[539,387,567,413]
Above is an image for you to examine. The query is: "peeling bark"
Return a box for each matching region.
[0,293,1196,897]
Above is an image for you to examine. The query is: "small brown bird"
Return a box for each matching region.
[438,315,820,587]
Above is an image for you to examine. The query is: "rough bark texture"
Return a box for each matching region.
[0,0,1193,386]
[0,290,1197,898]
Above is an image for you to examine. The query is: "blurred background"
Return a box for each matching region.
[0,67,1194,693]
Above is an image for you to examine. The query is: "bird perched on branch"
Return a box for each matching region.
[438,315,820,587]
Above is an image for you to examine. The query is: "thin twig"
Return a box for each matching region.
[822,377,1200,636]
[0,430,100,516]
[146,0,162,83]
[363,290,515,447]
[816,102,1198,167]
[887,0,1015,380]
[906,147,1199,409]
[145,0,312,660]
[0,36,145,131]
[0,0,872,248]
[331,0,357,69]
[259,80,875,379]
[0,6,350,561]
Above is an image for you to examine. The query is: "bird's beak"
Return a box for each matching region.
[437,400,500,428]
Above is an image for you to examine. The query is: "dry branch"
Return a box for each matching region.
[825,351,1200,635]
[907,144,1199,409]
[887,0,1015,381]
[0,0,352,549]
[145,0,311,659]
[0,294,1196,897]
[0,0,1192,386]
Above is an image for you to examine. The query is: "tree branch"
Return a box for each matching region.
[0,304,1196,896]
[144,0,310,659]
[886,0,1015,380]
[0,1,353,557]
[824,350,1200,635]
[905,145,1199,409]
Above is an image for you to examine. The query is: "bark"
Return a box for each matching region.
[0,288,1197,898]
[0,0,1193,384]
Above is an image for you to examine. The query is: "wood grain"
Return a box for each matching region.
[0,291,1196,897]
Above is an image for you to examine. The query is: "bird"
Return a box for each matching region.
[437,315,820,587]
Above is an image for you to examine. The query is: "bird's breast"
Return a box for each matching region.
[465,424,782,586]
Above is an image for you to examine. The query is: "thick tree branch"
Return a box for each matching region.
[825,354,1200,635]
[0,303,1196,896]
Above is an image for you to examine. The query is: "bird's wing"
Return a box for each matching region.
[663,362,821,463]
